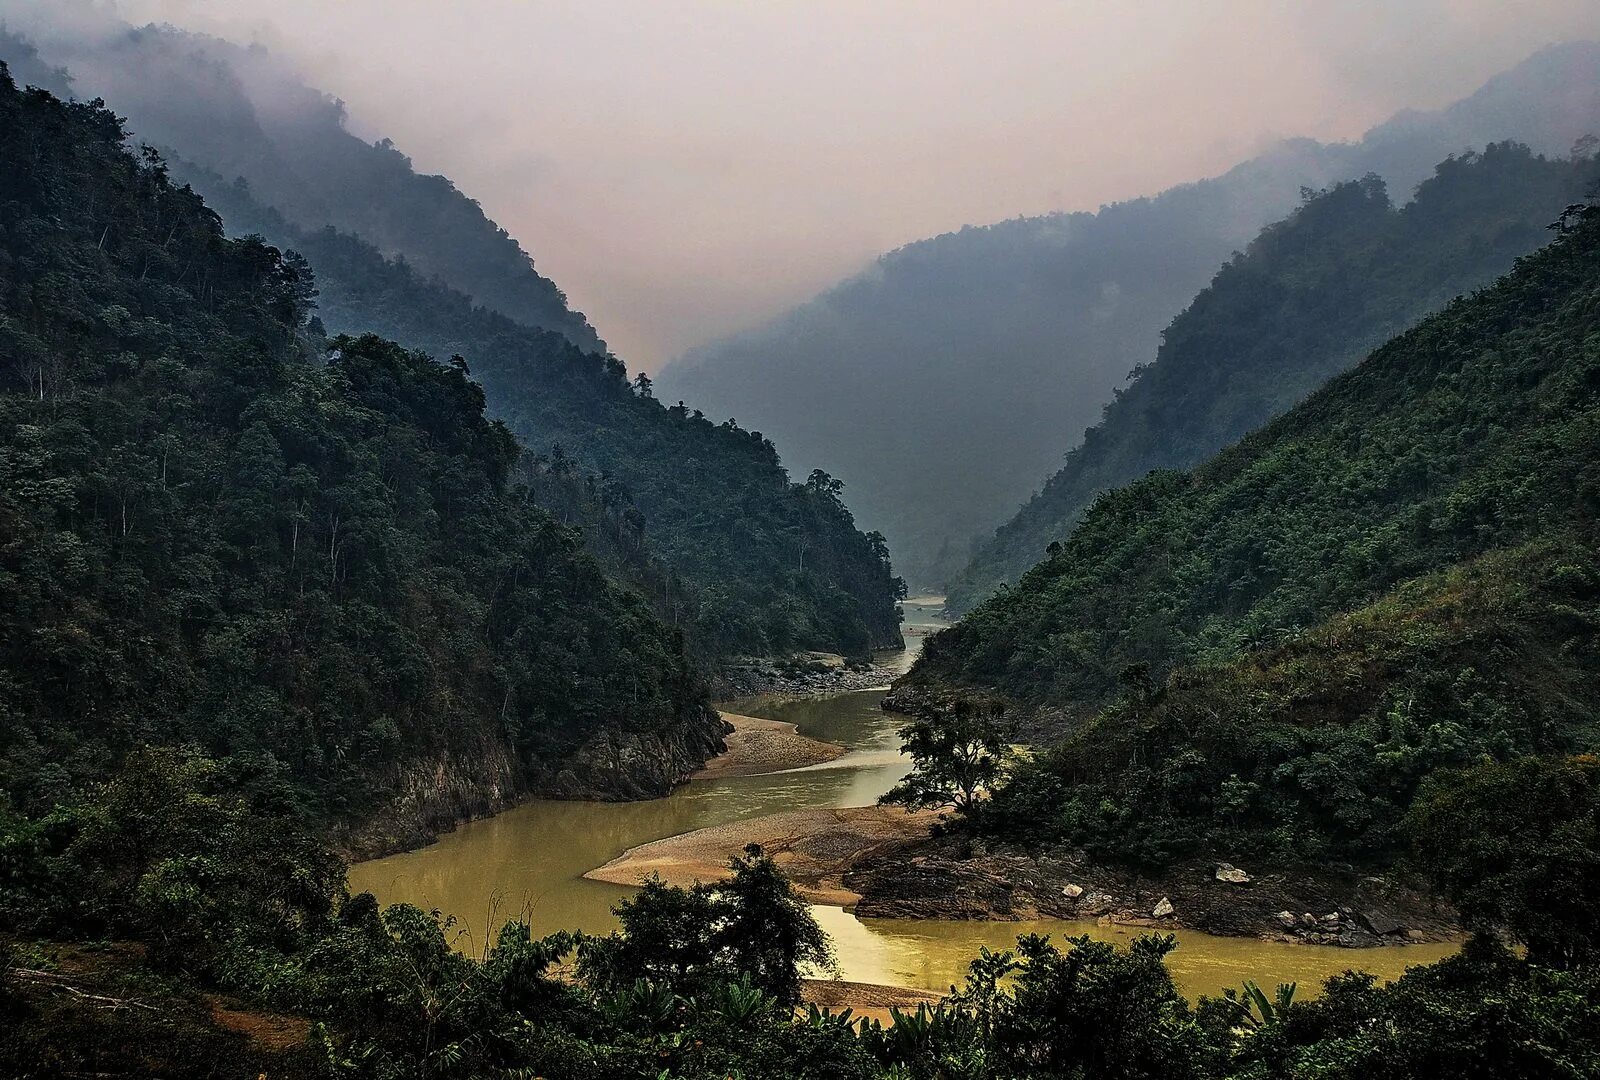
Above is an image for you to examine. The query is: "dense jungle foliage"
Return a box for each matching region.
[0,70,715,821]
[5,746,1599,1078]
[0,26,905,660]
[950,143,1600,610]
[980,538,1600,866]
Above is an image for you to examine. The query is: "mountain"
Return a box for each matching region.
[0,69,723,847]
[0,22,904,659]
[904,195,1600,710]
[1,21,604,352]
[947,142,1600,610]
[655,42,1600,588]
[895,193,1600,861]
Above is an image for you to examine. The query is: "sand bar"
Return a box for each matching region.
[692,711,847,779]
[585,805,940,904]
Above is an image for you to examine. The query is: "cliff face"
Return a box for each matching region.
[543,705,729,801]
[340,705,728,859]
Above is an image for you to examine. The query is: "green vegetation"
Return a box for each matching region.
[0,70,714,823]
[580,844,836,1006]
[951,143,1600,610]
[909,186,1600,872]
[978,539,1600,865]
[879,701,1010,817]
[1409,753,1600,968]
[7,746,1600,1078]
[178,137,902,662]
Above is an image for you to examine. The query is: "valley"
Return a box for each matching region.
[3,12,1599,1077]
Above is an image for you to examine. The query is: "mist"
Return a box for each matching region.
[6,0,1597,369]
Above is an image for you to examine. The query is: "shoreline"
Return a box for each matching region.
[844,835,1460,947]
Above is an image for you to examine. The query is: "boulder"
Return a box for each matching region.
[1152,897,1175,919]
[1214,862,1251,884]
[1275,911,1298,930]
[1061,883,1084,899]
[1358,906,1405,936]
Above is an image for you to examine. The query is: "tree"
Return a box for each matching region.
[881,701,1009,816]
[578,844,832,1005]
[715,844,835,1004]
[1407,754,1600,967]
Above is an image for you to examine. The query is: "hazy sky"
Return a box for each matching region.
[37,0,1600,368]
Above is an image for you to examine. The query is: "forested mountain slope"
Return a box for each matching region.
[0,23,904,658]
[948,143,1600,610]
[0,71,722,846]
[657,42,1600,587]
[186,163,904,657]
[979,538,1600,865]
[899,197,1600,718]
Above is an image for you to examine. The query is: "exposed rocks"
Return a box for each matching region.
[1215,863,1252,884]
[717,654,900,697]
[544,705,728,800]
[342,704,728,860]
[846,833,1460,947]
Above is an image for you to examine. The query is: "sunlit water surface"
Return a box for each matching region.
[349,598,1454,999]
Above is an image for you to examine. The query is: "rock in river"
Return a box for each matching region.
[1152,897,1175,918]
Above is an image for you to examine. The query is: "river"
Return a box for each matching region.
[348,597,1454,1000]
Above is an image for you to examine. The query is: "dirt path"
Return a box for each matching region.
[691,712,848,779]
[584,805,940,904]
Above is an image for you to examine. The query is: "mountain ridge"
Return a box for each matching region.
[657,41,1600,588]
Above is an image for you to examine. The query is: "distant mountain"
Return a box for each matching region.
[1,22,604,353]
[947,142,1600,611]
[0,22,905,659]
[655,42,1600,589]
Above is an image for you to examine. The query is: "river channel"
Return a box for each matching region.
[349,599,1454,1000]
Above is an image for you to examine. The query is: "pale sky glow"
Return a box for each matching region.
[26,0,1600,368]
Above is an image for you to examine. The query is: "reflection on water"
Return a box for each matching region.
[348,601,1456,998]
[810,908,1455,1002]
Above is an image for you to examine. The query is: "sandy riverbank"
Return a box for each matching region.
[691,712,848,779]
[585,805,941,904]
[800,979,943,1024]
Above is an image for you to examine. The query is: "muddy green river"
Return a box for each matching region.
[349,599,1454,1000]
